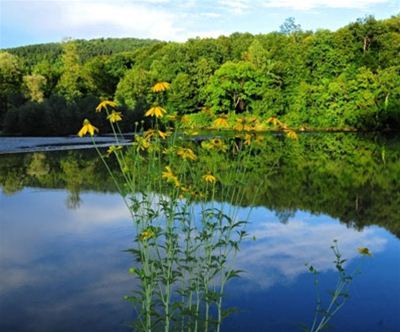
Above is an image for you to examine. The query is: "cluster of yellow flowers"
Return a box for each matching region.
[162,161,217,196]
[78,81,171,138]
[78,82,228,201]
[162,166,180,187]
[210,115,298,140]
[78,100,121,137]
[233,117,259,131]
[144,129,169,140]
[266,117,298,139]
[145,82,170,118]
[213,116,229,128]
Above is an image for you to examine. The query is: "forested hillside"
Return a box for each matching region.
[0,15,399,136]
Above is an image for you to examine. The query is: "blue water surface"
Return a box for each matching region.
[1,188,399,332]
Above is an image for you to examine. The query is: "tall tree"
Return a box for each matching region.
[56,40,84,100]
[0,52,24,128]
[23,74,47,102]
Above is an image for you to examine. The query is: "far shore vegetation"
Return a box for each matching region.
[0,15,399,136]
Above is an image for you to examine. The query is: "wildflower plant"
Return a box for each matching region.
[78,83,267,332]
[303,240,372,332]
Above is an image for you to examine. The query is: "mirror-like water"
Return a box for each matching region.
[1,133,399,332]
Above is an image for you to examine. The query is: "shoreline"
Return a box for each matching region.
[0,136,133,155]
[1,130,399,154]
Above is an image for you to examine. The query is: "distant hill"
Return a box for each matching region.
[5,37,160,67]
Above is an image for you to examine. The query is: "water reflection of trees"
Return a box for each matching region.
[0,134,399,235]
[0,149,116,203]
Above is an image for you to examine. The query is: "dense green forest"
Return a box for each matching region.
[0,15,399,136]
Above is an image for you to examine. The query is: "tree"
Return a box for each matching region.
[23,74,47,102]
[32,59,62,95]
[0,52,24,128]
[168,73,198,114]
[56,40,84,100]
[205,61,264,114]
[243,39,270,70]
[114,67,154,111]
[279,17,302,35]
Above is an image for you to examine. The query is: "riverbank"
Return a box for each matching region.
[0,136,133,154]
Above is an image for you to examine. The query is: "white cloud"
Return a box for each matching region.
[4,0,395,48]
[262,0,392,10]
[200,12,223,18]
[62,1,182,40]
[216,0,394,12]
[236,216,387,290]
[72,200,130,225]
[218,0,250,14]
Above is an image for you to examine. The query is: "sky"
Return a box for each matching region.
[1,0,399,48]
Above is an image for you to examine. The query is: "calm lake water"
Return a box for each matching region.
[0,133,399,332]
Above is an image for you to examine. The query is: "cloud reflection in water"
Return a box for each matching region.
[0,189,395,332]
[235,208,387,290]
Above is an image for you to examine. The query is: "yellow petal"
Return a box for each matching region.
[96,100,117,112]
[151,82,170,92]
[145,106,167,118]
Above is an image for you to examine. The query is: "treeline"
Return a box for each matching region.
[7,37,159,67]
[0,15,399,136]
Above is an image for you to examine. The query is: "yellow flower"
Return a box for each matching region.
[162,166,174,179]
[180,186,191,193]
[234,117,258,131]
[144,129,169,140]
[285,130,298,140]
[184,130,199,136]
[177,148,197,161]
[254,122,266,132]
[151,82,170,92]
[107,145,123,155]
[244,133,252,145]
[162,166,180,187]
[266,116,284,127]
[133,136,150,151]
[233,118,245,131]
[107,111,123,123]
[213,117,229,128]
[139,229,155,241]
[202,173,217,184]
[77,119,98,137]
[144,129,155,139]
[358,247,372,256]
[96,100,117,112]
[201,138,228,152]
[158,130,168,140]
[145,106,167,118]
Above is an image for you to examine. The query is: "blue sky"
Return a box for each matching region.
[1,0,399,48]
